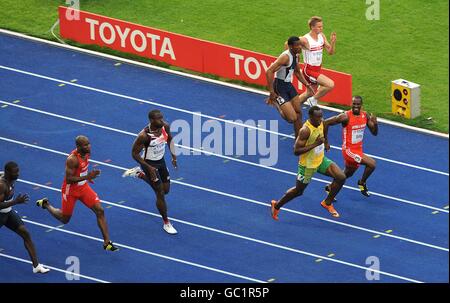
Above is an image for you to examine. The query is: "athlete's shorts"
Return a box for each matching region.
[302,64,322,85]
[342,148,363,169]
[61,184,100,216]
[0,210,24,231]
[142,158,170,186]
[273,78,298,106]
[297,156,334,184]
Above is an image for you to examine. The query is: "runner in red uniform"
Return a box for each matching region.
[36,136,118,251]
[297,16,337,107]
[324,96,378,196]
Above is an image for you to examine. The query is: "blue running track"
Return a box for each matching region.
[0,32,448,283]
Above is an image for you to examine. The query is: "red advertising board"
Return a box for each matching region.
[59,6,352,105]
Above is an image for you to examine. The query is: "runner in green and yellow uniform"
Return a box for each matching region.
[271,106,346,219]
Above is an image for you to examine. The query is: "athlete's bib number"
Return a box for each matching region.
[314,143,324,155]
[78,170,87,186]
[316,52,322,63]
[149,143,165,160]
[352,129,364,144]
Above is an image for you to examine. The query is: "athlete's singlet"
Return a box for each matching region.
[62,149,90,194]
[302,33,324,67]
[143,126,169,161]
[299,120,325,169]
[342,110,368,151]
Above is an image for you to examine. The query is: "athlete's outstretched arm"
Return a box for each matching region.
[164,123,177,168]
[265,54,289,103]
[299,36,310,50]
[322,32,336,55]
[284,37,309,50]
[0,182,28,209]
[294,127,324,156]
[323,113,348,150]
[64,155,99,184]
[131,132,158,180]
[367,113,378,136]
[294,63,313,93]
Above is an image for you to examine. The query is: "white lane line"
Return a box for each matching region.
[0,102,447,213]
[0,28,447,140]
[20,216,422,283]
[21,219,266,283]
[17,178,449,253]
[0,253,109,283]
[3,136,449,247]
[0,65,447,177]
[4,137,449,251]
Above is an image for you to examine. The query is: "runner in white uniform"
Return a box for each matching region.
[122,109,178,235]
[298,16,337,107]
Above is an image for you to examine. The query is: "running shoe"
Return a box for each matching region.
[103,241,119,251]
[320,200,340,218]
[33,263,50,274]
[163,222,178,235]
[36,197,49,209]
[358,180,370,197]
[271,200,279,221]
[305,96,318,107]
[122,166,144,178]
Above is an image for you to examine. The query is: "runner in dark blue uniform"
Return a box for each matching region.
[266,36,314,137]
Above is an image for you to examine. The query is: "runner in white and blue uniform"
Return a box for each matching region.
[122,110,179,235]
[266,36,314,138]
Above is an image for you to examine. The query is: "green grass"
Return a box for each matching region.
[0,0,448,133]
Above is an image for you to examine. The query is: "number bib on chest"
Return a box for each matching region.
[314,143,324,154]
[352,128,364,144]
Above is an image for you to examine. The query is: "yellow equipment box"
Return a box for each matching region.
[391,79,421,119]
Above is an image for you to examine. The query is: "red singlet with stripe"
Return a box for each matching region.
[342,110,368,151]
[62,149,90,194]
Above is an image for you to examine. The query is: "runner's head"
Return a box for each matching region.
[351,96,363,115]
[75,135,91,155]
[4,161,19,182]
[308,105,323,127]
[148,109,164,129]
[308,16,323,34]
[287,36,302,54]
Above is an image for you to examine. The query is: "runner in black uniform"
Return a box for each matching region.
[0,161,49,274]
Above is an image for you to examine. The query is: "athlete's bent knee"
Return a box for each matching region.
[293,187,305,197]
[370,159,377,170]
[17,226,31,240]
[61,216,71,224]
[328,79,335,89]
[335,172,346,184]
[156,189,165,199]
[285,113,297,124]
[345,171,354,178]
